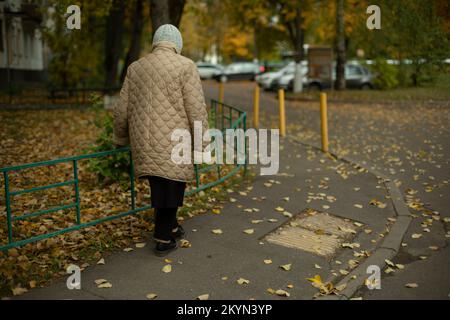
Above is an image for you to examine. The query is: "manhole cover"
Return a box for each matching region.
[264,209,362,258]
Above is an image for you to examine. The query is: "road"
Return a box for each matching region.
[202,80,450,300]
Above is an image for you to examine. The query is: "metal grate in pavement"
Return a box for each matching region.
[264,210,362,258]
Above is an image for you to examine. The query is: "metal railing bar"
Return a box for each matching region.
[0,147,130,173]
[1,205,152,251]
[73,160,81,224]
[12,203,77,222]
[0,99,247,251]
[10,180,76,196]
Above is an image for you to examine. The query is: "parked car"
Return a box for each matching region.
[255,62,295,91]
[196,62,224,80]
[275,64,308,90]
[213,62,263,82]
[278,63,375,91]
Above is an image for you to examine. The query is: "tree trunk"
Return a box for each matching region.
[169,0,186,27]
[150,0,186,35]
[121,0,144,82]
[293,6,304,93]
[104,0,125,88]
[335,0,346,90]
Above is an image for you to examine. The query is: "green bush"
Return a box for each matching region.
[368,59,399,90]
[85,95,131,186]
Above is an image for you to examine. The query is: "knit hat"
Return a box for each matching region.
[152,24,183,54]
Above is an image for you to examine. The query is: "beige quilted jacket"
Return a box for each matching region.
[113,41,209,182]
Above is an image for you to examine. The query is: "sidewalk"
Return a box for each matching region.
[16,138,396,300]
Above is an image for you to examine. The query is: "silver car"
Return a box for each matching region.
[279,63,375,91]
[255,62,295,91]
[196,62,224,80]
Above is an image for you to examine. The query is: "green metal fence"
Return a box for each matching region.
[0,99,247,251]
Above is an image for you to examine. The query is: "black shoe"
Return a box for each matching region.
[153,238,178,257]
[172,225,185,239]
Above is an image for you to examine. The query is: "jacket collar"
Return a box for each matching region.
[152,41,178,54]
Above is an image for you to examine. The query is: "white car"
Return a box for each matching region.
[277,64,308,90]
[196,62,224,80]
[255,62,295,91]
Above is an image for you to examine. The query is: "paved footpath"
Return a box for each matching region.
[202,81,450,300]
[17,137,395,300]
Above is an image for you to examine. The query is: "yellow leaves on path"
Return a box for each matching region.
[180,239,191,248]
[146,293,158,300]
[263,259,273,265]
[306,275,343,296]
[243,229,254,235]
[12,286,28,296]
[162,265,172,273]
[251,219,264,224]
[369,199,387,209]
[236,278,250,285]
[135,243,146,249]
[211,229,223,235]
[267,288,290,297]
[405,283,418,288]
[196,294,210,300]
[342,242,360,249]
[95,279,112,288]
[279,264,292,271]
[307,275,323,286]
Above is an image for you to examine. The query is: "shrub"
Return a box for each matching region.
[85,95,131,187]
[368,59,399,90]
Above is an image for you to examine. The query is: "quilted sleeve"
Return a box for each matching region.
[113,68,130,147]
[182,62,209,151]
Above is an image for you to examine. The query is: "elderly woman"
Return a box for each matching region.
[113,24,209,256]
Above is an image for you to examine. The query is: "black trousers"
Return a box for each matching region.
[147,176,186,241]
[153,208,179,241]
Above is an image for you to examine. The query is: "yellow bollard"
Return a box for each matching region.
[320,92,329,153]
[253,85,260,128]
[218,82,224,104]
[278,88,286,137]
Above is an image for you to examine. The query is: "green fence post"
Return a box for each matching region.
[243,113,248,176]
[129,151,136,210]
[195,165,200,188]
[72,160,81,224]
[3,172,13,243]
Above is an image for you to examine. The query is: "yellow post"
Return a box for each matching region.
[253,85,260,128]
[320,92,329,153]
[218,82,224,103]
[278,88,286,137]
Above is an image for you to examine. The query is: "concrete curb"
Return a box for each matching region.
[286,137,412,300]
